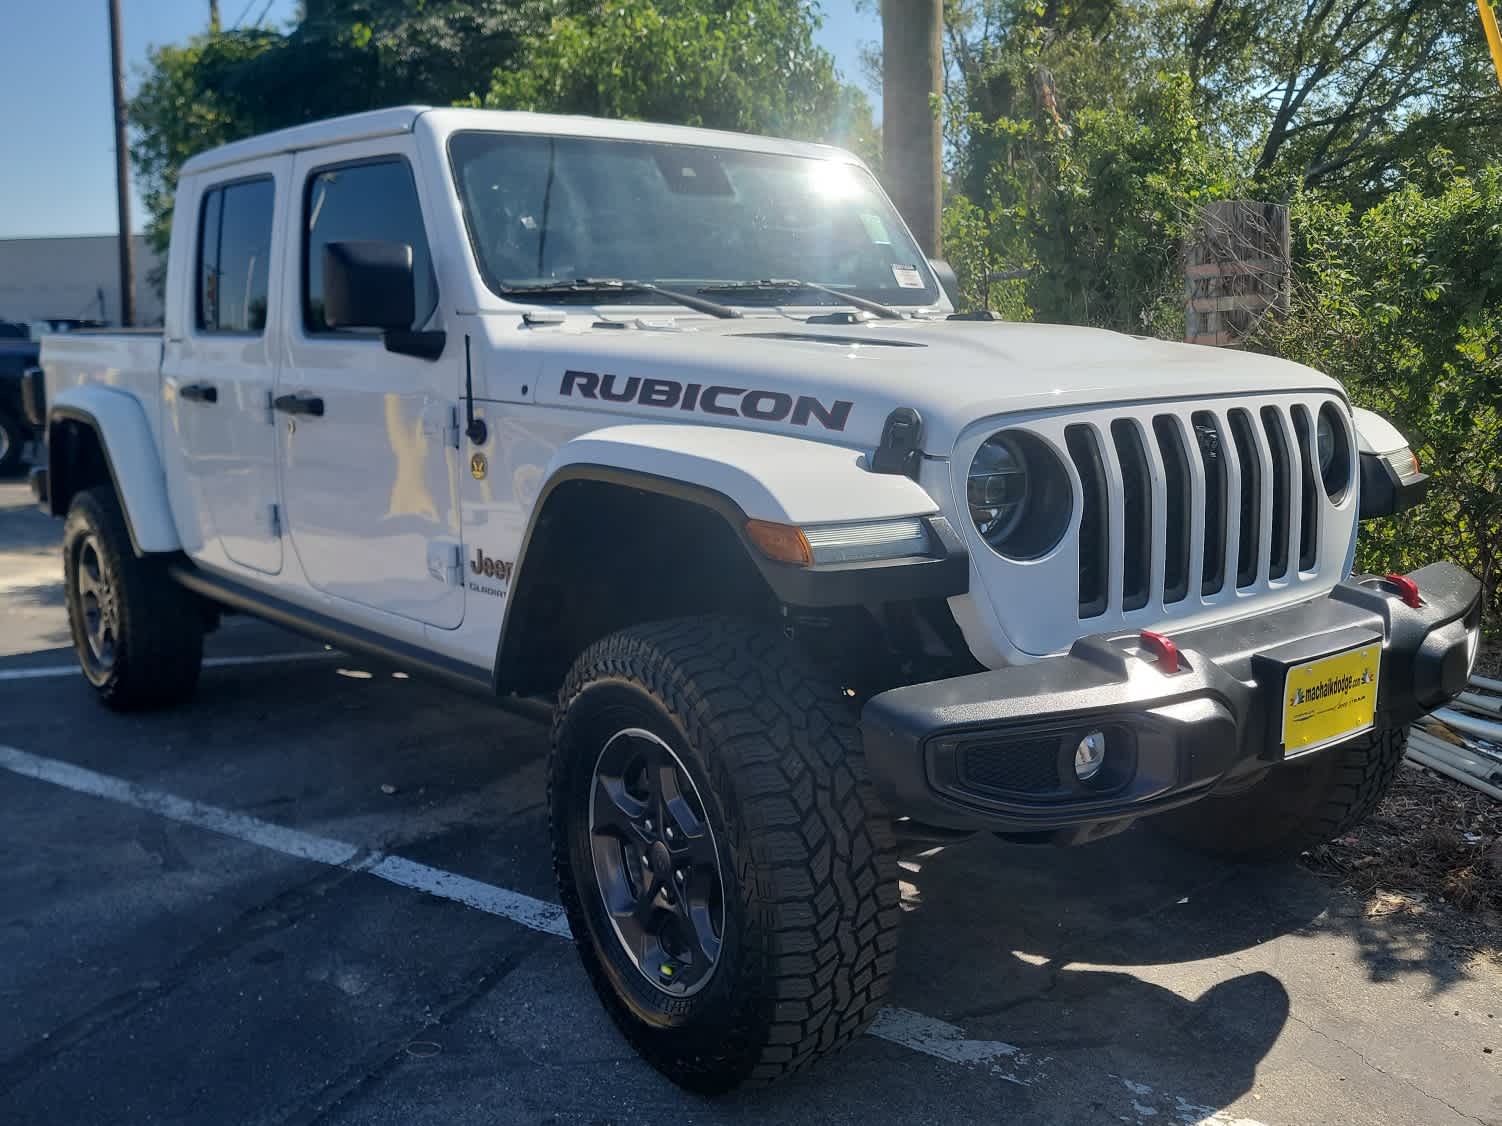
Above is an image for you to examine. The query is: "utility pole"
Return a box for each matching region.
[209,0,221,32]
[881,0,944,257]
[107,0,136,327]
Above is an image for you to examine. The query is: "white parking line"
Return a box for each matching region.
[0,743,568,937]
[0,650,343,683]
[0,742,1269,1123]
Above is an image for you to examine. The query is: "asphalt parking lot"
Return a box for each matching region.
[1,478,1498,1126]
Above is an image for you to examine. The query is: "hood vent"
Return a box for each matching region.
[732,331,926,348]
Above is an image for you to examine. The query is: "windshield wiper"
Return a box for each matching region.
[697,279,907,320]
[504,278,741,320]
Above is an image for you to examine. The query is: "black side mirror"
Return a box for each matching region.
[928,257,961,306]
[324,241,416,330]
[1358,452,1431,520]
[323,241,444,359]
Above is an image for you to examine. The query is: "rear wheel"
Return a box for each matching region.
[63,486,203,710]
[1151,726,1409,861]
[550,617,899,1092]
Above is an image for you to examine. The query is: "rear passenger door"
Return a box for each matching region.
[276,141,465,629]
[163,159,288,575]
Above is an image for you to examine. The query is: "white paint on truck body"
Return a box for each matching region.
[40,105,1375,676]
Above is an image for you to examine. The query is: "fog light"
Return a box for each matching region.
[1074,731,1107,781]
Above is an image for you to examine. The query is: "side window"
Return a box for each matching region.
[303,159,437,334]
[196,178,274,334]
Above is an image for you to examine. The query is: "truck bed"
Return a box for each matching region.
[41,330,166,449]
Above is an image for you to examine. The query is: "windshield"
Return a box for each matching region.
[447,131,939,307]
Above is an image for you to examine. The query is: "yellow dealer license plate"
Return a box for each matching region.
[1281,642,1382,758]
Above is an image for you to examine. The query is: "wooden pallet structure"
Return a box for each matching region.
[1184,201,1291,348]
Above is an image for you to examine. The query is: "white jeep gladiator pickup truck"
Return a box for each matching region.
[31,106,1481,1092]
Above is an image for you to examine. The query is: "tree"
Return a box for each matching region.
[131,1,554,280]
[941,1,1240,329]
[482,0,876,159]
[1193,0,1502,199]
[130,29,282,288]
[1253,157,1502,625]
[131,0,874,293]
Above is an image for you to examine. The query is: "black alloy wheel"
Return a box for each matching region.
[588,727,725,997]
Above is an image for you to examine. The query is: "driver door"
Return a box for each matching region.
[276,140,466,629]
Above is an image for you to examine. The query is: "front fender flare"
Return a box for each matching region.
[48,386,180,555]
[492,424,969,693]
[541,424,942,525]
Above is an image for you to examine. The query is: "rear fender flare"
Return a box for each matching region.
[47,385,180,555]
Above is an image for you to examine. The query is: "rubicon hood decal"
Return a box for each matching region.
[518,320,1343,453]
[560,369,853,432]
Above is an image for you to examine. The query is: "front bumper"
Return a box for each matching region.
[861,562,1482,843]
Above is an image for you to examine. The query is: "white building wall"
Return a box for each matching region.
[0,235,165,326]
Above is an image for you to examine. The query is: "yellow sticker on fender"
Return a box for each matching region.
[1282,643,1381,758]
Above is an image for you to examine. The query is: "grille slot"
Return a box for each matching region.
[1261,406,1292,581]
[1191,411,1228,596]
[958,737,1063,796]
[1111,420,1152,611]
[1066,425,1109,618]
[1227,408,1262,587]
[1153,416,1192,605]
[1291,404,1319,572]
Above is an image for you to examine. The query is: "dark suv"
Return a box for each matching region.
[0,321,41,475]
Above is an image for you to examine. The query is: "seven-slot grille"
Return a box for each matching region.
[1062,399,1342,621]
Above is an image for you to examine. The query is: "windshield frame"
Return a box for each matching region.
[444,129,942,310]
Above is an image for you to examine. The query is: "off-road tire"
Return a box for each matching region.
[1151,726,1409,861]
[550,617,900,1093]
[0,411,24,477]
[63,486,203,710]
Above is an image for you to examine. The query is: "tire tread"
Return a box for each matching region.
[64,486,202,710]
[550,616,899,1091]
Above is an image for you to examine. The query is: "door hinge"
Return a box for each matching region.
[427,541,463,586]
[421,404,462,449]
[269,503,282,538]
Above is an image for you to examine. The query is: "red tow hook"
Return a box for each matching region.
[1383,573,1423,608]
[1139,630,1181,673]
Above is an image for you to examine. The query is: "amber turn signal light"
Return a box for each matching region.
[745,520,813,566]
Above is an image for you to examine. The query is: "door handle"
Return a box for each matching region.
[274,393,325,418]
[180,383,218,404]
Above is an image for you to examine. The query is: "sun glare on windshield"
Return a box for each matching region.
[806,162,861,201]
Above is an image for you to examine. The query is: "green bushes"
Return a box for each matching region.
[1251,162,1502,629]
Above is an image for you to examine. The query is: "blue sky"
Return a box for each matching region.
[0,1,879,239]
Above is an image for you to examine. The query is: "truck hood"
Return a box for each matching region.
[516,315,1343,454]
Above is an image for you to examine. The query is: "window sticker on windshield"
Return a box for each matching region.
[892,264,925,289]
[860,212,892,245]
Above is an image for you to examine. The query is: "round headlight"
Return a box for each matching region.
[1317,411,1335,476]
[967,434,1028,542]
[1316,402,1352,499]
[966,430,1072,558]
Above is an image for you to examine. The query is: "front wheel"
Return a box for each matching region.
[1150,726,1409,861]
[63,486,204,710]
[549,618,899,1092]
